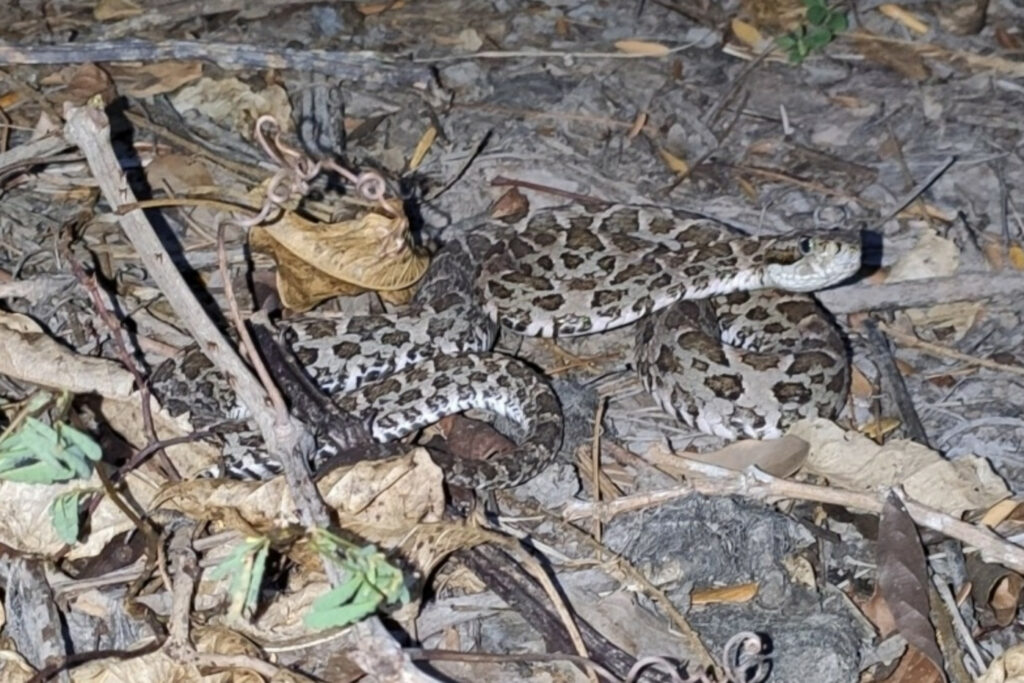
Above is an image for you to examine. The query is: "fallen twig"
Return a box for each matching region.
[817,271,1024,313]
[877,321,1024,379]
[562,458,1024,574]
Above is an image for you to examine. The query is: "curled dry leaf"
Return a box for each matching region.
[0,312,134,398]
[170,77,292,138]
[976,643,1024,683]
[967,554,1024,627]
[154,448,444,537]
[71,649,201,682]
[249,200,429,312]
[877,492,945,680]
[788,418,1008,517]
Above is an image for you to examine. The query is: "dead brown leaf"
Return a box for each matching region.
[859,417,901,440]
[877,492,946,681]
[995,27,1023,50]
[356,0,406,14]
[790,418,1009,517]
[878,4,930,34]
[852,37,931,81]
[858,587,897,637]
[967,554,1024,627]
[990,574,1023,626]
[850,365,875,399]
[44,64,117,106]
[691,582,759,605]
[614,40,671,56]
[655,435,809,479]
[490,187,530,222]
[730,19,768,50]
[408,125,437,171]
[657,147,689,176]
[249,201,429,312]
[93,0,142,20]
[1010,244,1024,270]
[980,498,1022,528]
[879,645,946,683]
[105,61,203,98]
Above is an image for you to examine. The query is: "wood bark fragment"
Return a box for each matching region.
[0,40,429,85]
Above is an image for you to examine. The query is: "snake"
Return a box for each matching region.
[151,203,861,488]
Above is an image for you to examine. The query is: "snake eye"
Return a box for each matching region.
[798,237,813,254]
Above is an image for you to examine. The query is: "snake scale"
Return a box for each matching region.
[152,203,861,488]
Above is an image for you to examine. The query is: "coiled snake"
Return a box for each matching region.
[153,203,861,488]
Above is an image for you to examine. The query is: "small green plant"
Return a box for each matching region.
[0,417,101,483]
[776,0,848,64]
[209,536,271,620]
[50,490,92,544]
[304,530,409,630]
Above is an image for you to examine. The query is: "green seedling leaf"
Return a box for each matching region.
[244,540,269,617]
[805,25,834,49]
[25,392,53,413]
[305,580,383,630]
[304,597,382,630]
[0,426,74,483]
[827,12,849,33]
[0,419,101,483]
[210,537,270,620]
[311,574,364,612]
[59,424,102,462]
[776,34,797,49]
[806,4,828,24]
[304,533,411,630]
[50,490,87,544]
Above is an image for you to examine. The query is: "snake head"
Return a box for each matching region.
[760,232,862,292]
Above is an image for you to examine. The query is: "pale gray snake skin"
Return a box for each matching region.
[152,203,861,488]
